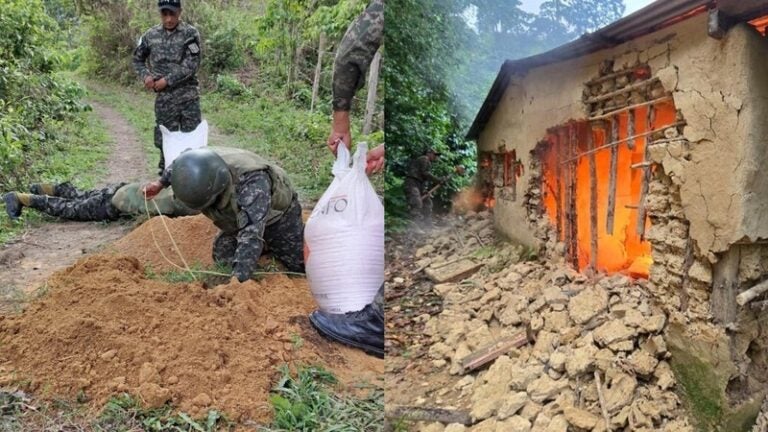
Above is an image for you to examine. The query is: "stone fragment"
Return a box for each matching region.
[542,311,570,332]
[546,414,569,432]
[606,339,634,352]
[470,418,497,432]
[445,424,467,432]
[527,376,570,403]
[510,364,543,391]
[654,361,675,390]
[568,286,608,324]
[520,401,543,421]
[549,351,567,372]
[563,406,599,430]
[429,342,453,360]
[421,423,445,432]
[426,259,484,283]
[497,392,528,420]
[496,415,532,432]
[593,321,636,346]
[641,314,666,333]
[565,344,598,377]
[628,350,659,376]
[604,371,637,413]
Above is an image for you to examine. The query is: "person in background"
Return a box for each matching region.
[133,0,202,175]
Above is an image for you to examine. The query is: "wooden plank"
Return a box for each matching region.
[460,329,533,374]
[589,125,598,272]
[386,406,473,426]
[636,105,655,238]
[556,132,564,241]
[627,108,636,150]
[567,124,578,268]
[606,116,619,236]
[584,78,659,104]
[588,96,672,121]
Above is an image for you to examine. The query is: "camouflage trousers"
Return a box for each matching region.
[154,88,201,174]
[212,195,306,274]
[404,178,432,222]
[28,183,126,221]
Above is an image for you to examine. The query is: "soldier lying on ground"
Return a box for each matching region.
[3,182,198,221]
[143,146,305,282]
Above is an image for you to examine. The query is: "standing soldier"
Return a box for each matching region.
[310,0,384,358]
[133,0,202,175]
[405,148,445,226]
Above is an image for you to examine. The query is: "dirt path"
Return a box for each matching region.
[0,101,151,312]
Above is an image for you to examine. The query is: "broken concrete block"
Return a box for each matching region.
[568,286,608,324]
[496,416,531,432]
[497,392,528,420]
[545,414,569,432]
[563,406,599,430]
[444,424,467,432]
[426,259,484,283]
[593,321,637,346]
[640,314,666,333]
[527,376,570,403]
[654,361,675,390]
[604,371,637,413]
[628,350,659,376]
[565,344,598,377]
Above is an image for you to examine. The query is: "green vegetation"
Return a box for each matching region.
[264,365,384,432]
[93,394,232,432]
[670,350,724,430]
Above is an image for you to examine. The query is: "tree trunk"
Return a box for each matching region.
[362,48,382,135]
[310,33,326,113]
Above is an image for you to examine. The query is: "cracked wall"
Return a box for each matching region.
[478,14,768,264]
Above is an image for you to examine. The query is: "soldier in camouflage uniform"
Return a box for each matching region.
[310,0,385,359]
[405,148,444,224]
[143,147,305,282]
[133,0,202,175]
[3,182,197,221]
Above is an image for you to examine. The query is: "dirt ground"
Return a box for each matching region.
[0,100,151,312]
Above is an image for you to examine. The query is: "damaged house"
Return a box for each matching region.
[467,0,768,427]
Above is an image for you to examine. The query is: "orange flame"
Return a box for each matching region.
[539,102,677,278]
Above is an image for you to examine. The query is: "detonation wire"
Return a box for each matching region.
[143,198,305,279]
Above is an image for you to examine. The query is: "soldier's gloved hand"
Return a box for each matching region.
[142,181,164,200]
[143,75,155,90]
[153,78,168,92]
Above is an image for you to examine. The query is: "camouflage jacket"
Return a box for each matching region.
[332,0,384,111]
[132,22,201,92]
[407,156,440,184]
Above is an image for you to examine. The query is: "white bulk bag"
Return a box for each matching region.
[305,142,385,313]
[160,120,209,166]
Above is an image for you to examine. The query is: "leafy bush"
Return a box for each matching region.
[0,0,90,190]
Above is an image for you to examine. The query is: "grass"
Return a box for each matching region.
[670,348,725,431]
[0,106,112,246]
[93,393,232,432]
[80,77,384,203]
[262,365,384,432]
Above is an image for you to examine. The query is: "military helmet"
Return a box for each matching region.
[170,148,231,210]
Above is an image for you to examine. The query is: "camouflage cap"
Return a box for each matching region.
[158,0,181,11]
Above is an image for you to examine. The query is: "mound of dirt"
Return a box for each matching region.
[109,215,219,272]
[0,254,381,423]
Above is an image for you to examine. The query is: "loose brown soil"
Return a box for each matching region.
[0,214,382,424]
[0,100,151,311]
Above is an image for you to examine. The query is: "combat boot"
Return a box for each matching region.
[4,193,31,219]
[29,183,57,196]
[309,303,384,358]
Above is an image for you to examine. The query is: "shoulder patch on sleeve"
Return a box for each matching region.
[188,42,200,54]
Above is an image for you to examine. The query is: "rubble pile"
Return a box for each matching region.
[406,212,696,432]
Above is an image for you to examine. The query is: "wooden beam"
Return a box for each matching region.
[636,105,655,238]
[589,125,598,272]
[459,329,533,374]
[584,78,659,104]
[588,96,672,121]
[560,121,686,164]
[736,279,768,307]
[555,134,563,242]
[606,116,619,236]
[568,123,579,268]
[627,108,636,150]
